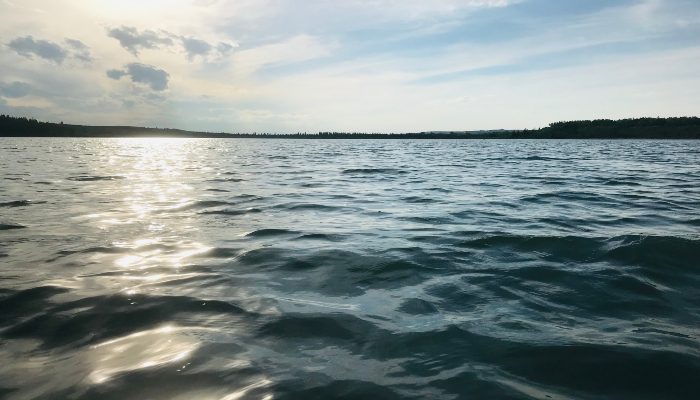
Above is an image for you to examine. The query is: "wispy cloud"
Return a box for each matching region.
[232,35,335,76]
[0,0,698,131]
[0,81,31,98]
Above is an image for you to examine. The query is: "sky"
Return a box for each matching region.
[1,0,699,133]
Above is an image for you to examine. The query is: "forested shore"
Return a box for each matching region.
[2,115,699,139]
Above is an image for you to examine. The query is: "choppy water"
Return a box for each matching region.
[1,138,699,399]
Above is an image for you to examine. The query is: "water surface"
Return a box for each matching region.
[1,138,699,399]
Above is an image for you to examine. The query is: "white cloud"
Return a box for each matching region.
[339,0,516,20]
[0,0,698,131]
[232,35,335,76]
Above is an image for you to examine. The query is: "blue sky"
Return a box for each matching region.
[1,0,699,132]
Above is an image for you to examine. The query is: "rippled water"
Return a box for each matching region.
[1,138,699,399]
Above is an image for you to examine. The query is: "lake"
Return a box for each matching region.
[1,138,699,399]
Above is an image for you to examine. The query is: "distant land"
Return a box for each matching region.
[1,115,699,139]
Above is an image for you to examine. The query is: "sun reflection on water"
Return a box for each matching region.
[28,139,275,399]
[89,325,201,384]
[107,138,213,279]
[87,139,218,386]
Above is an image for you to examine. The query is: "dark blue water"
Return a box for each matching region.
[1,138,699,399]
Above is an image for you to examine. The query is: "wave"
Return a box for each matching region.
[272,202,348,212]
[425,187,451,193]
[169,200,234,211]
[0,200,42,207]
[293,233,346,242]
[273,380,404,400]
[0,286,69,325]
[200,207,263,216]
[452,233,699,259]
[2,138,700,400]
[401,196,439,203]
[342,168,408,175]
[519,190,617,204]
[299,182,325,188]
[0,223,26,230]
[56,246,131,256]
[245,228,301,238]
[67,175,125,181]
[193,247,242,259]
[518,155,561,161]
[397,298,440,315]
[604,235,700,270]
[401,215,455,225]
[1,293,250,348]
[170,196,265,213]
[600,178,643,186]
[259,313,377,340]
[206,177,246,183]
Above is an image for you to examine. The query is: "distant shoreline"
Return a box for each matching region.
[2,115,699,139]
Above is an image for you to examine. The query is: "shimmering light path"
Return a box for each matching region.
[1,138,699,399]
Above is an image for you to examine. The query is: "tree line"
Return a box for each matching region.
[2,114,699,139]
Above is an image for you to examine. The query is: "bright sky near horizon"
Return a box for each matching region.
[1,0,699,132]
